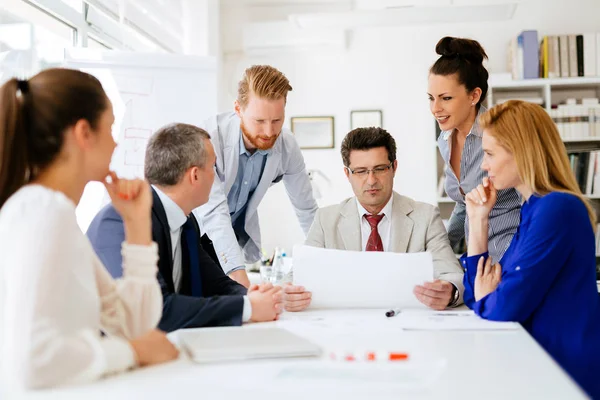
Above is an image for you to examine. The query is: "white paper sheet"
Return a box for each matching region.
[392,310,520,331]
[292,245,434,309]
[276,359,447,390]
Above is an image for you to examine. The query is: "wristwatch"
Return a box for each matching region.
[447,284,460,307]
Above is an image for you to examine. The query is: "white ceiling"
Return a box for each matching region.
[222,0,519,50]
[220,0,515,7]
[220,0,350,5]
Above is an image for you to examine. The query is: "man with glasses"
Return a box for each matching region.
[283,127,464,312]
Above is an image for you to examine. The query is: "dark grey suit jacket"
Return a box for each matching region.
[87,189,247,332]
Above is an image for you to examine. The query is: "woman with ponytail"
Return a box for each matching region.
[0,69,178,390]
[427,38,522,299]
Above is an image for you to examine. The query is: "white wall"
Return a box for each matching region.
[219,0,600,256]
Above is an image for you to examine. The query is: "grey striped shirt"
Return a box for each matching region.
[437,107,521,263]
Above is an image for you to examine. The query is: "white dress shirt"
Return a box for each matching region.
[0,185,161,390]
[153,187,187,291]
[153,187,251,322]
[356,195,394,251]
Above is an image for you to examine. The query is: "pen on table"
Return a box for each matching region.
[385,308,402,317]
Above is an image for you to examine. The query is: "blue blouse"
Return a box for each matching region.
[461,192,600,398]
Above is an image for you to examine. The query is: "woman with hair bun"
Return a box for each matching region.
[427,37,521,308]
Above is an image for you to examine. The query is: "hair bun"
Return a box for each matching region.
[435,36,488,64]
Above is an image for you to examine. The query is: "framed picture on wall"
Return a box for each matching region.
[350,110,383,130]
[290,116,335,149]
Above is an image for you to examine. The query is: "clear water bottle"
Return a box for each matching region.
[270,246,285,285]
[281,250,293,284]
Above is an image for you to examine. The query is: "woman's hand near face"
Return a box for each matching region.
[104,172,152,246]
[465,177,497,221]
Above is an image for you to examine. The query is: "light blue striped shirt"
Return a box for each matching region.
[227,132,270,247]
[437,106,521,263]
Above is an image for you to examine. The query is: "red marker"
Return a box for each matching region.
[328,351,409,362]
[389,352,409,361]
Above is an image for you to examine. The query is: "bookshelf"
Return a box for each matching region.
[562,140,600,152]
[489,76,600,92]
[488,76,600,112]
[486,76,600,202]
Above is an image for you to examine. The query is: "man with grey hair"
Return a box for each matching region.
[87,123,283,331]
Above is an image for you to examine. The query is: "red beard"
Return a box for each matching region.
[240,121,278,150]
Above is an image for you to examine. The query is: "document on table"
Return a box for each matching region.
[292,245,433,309]
[393,310,520,331]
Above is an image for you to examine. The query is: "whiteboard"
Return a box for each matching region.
[63,49,218,231]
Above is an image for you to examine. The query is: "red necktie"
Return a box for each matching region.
[364,214,384,252]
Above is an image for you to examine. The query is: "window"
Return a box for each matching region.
[33,16,74,68]
[85,0,183,52]
[0,7,74,79]
[88,34,111,49]
[0,0,186,230]
[59,0,84,13]
[3,1,183,53]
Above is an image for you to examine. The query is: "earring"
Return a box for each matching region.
[471,102,475,106]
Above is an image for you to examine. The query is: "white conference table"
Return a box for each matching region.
[11,308,587,400]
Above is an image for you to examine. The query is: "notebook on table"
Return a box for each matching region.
[178,327,322,363]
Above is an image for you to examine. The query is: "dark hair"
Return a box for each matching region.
[340,127,396,167]
[145,123,211,186]
[430,36,489,107]
[0,68,109,207]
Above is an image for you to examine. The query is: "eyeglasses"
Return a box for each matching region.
[345,163,393,178]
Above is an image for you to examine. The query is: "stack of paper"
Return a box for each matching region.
[392,310,519,331]
[292,245,433,309]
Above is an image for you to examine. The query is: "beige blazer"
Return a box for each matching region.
[306,191,465,305]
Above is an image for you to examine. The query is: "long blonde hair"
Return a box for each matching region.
[480,100,596,229]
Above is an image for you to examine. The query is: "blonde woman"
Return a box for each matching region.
[463,100,600,398]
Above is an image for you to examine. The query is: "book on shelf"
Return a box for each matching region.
[547,97,600,140]
[549,35,560,78]
[597,32,600,80]
[585,151,596,195]
[518,31,600,80]
[569,34,579,78]
[539,36,561,79]
[509,30,539,80]
[508,36,521,80]
[583,33,597,77]
[559,35,570,77]
[568,151,600,196]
